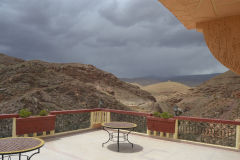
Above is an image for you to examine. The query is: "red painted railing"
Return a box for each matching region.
[1,108,240,125]
[176,116,240,125]
[0,114,19,119]
[50,108,101,115]
[101,108,151,117]
[16,115,56,135]
[0,108,240,148]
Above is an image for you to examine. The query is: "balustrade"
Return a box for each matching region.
[0,109,239,150]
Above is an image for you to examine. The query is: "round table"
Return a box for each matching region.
[102,122,137,152]
[0,137,44,160]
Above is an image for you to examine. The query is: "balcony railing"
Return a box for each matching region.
[50,109,99,133]
[0,108,240,150]
[0,114,18,138]
[177,116,237,147]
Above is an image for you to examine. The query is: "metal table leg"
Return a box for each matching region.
[126,128,134,148]
[117,129,120,152]
[102,127,111,147]
[102,126,135,152]
[27,148,40,160]
[1,148,41,160]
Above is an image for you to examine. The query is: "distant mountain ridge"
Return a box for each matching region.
[0,53,156,114]
[121,73,221,86]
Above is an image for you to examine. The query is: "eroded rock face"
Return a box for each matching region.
[0,54,156,114]
[164,71,240,120]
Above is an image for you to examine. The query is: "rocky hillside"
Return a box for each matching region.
[164,71,240,120]
[138,81,190,113]
[0,54,156,114]
[0,53,24,67]
[141,81,190,101]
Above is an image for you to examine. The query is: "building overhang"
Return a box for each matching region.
[158,0,240,31]
[158,0,240,74]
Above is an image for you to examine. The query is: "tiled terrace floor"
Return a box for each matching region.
[29,130,240,160]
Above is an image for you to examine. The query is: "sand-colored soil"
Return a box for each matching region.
[141,81,190,101]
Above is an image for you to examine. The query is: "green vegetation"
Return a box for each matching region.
[19,109,32,118]
[153,111,161,117]
[39,109,48,116]
[153,111,173,119]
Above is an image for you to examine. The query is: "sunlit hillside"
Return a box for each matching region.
[141,81,190,101]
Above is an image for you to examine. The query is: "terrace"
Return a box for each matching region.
[0,1,239,160]
[1,108,240,160]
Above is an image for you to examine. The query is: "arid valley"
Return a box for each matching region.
[1,53,240,120]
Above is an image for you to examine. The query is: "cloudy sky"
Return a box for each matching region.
[0,0,228,78]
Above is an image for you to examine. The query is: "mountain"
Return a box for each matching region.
[164,71,240,120]
[0,53,156,114]
[0,53,24,67]
[121,73,221,87]
[121,77,160,86]
[164,74,221,86]
[135,81,190,113]
[141,81,190,101]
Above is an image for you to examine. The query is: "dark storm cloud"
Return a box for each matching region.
[99,0,166,27]
[0,0,227,78]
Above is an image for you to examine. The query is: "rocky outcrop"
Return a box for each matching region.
[164,71,240,120]
[0,54,156,114]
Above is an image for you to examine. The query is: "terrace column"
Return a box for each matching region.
[236,125,240,149]
[235,119,240,149]
[197,16,240,75]
[12,118,16,137]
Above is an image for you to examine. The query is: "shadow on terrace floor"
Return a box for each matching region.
[107,143,143,153]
